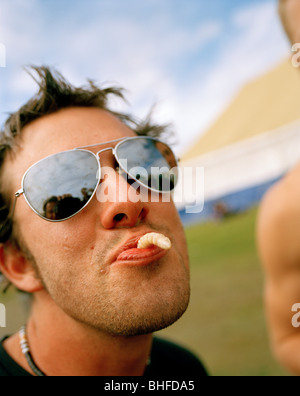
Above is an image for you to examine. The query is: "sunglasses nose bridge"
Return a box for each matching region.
[96,147,115,156]
[95,147,120,182]
[95,147,117,164]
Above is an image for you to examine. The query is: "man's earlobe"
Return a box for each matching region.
[0,242,43,293]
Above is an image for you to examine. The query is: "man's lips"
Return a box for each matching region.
[116,245,168,264]
[111,232,170,267]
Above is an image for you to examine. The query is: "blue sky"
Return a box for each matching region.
[0,0,291,154]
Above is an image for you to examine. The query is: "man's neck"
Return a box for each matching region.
[4,294,153,376]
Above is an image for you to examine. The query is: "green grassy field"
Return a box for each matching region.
[161,207,289,376]
[0,207,289,376]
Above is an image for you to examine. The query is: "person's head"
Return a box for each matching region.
[0,66,190,337]
[279,0,300,44]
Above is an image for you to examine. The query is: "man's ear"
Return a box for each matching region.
[0,242,43,293]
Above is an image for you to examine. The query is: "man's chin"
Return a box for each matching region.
[99,295,191,338]
[105,315,187,338]
[57,263,191,338]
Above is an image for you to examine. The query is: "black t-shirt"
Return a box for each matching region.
[0,336,208,377]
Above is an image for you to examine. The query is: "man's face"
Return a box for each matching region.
[45,200,58,220]
[5,107,190,336]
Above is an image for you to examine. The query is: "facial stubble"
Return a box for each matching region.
[16,233,191,337]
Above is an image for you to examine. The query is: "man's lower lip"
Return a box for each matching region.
[113,246,168,267]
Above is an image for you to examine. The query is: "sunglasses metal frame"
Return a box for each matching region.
[13,136,179,223]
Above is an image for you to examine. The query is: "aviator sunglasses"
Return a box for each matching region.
[13,136,179,222]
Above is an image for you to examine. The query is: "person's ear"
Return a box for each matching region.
[0,242,43,293]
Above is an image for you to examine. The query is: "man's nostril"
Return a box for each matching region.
[113,213,127,223]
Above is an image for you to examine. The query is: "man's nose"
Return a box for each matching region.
[96,168,150,229]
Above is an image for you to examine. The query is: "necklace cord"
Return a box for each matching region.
[19,326,46,377]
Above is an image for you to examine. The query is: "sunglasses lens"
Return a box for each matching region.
[116,138,178,192]
[23,150,99,221]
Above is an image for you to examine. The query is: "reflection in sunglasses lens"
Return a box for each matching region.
[23,150,99,221]
[116,138,178,192]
